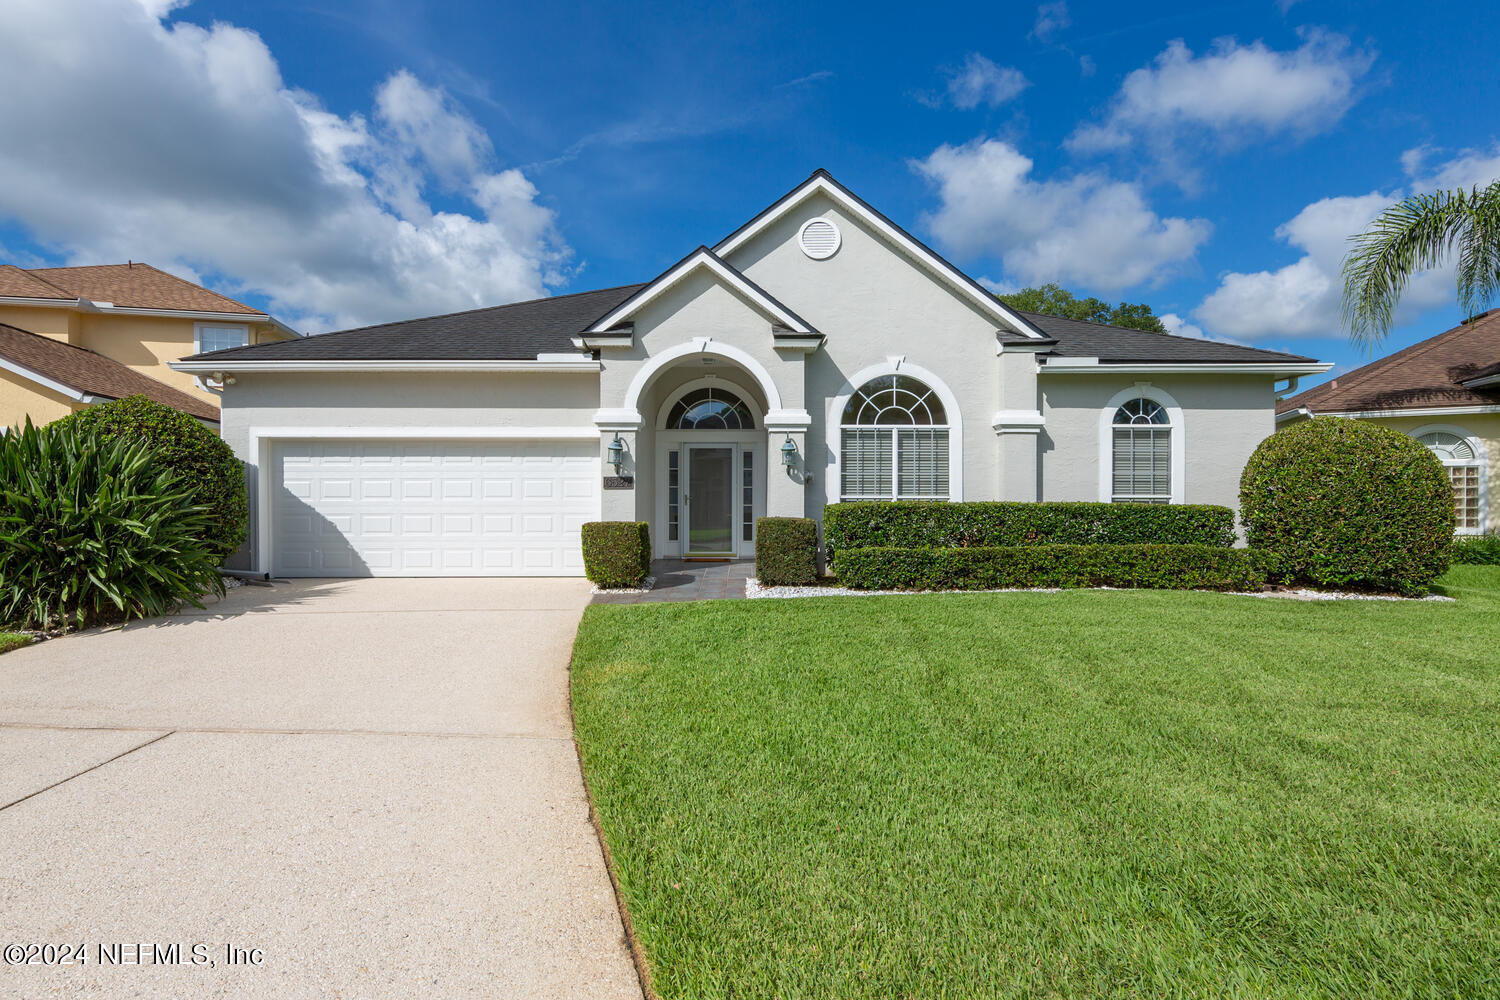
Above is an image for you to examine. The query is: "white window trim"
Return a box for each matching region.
[1098,384,1185,504]
[194,322,251,356]
[1410,423,1489,535]
[654,376,764,430]
[827,360,964,505]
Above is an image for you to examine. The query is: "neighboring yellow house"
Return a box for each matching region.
[1278,308,1500,535]
[0,261,297,428]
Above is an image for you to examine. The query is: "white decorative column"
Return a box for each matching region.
[764,409,812,519]
[994,342,1049,501]
[595,412,641,522]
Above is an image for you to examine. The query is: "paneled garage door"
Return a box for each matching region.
[272,439,599,577]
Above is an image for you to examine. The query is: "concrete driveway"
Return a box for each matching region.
[0,579,641,999]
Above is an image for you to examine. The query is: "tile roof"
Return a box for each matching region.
[1277,309,1500,414]
[0,322,219,421]
[186,285,1315,366]
[190,283,648,361]
[19,263,262,314]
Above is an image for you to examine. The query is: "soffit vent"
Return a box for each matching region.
[798,218,841,260]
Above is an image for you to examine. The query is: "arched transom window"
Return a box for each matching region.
[1111,397,1171,503]
[840,375,949,500]
[666,387,755,430]
[1416,430,1484,533]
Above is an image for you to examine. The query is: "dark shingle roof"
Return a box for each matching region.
[183,286,1314,367]
[1277,309,1500,414]
[191,283,647,361]
[1021,311,1317,365]
[0,322,220,421]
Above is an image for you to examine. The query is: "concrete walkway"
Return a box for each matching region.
[0,579,641,1000]
[591,558,756,604]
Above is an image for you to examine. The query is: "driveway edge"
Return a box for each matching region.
[566,621,657,1000]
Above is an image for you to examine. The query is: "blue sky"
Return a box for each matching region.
[1,0,1496,388]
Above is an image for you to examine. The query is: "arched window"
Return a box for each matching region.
[839,375,950,500]
[666,387,754,430]
[1111,397,1171,503]
[1416,430,1485,534]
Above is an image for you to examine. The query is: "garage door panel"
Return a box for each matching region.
[272,439,599,577]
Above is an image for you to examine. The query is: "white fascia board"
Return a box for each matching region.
[574,335,634,349]
[1275,407,1313,424]
[170,359,602,374]
[1462,374,1500,389]
[0,294,301,337]
[586,250,814,335]
[0,355,90,402]
[0,295,82,309]
[1319,404,1500,419]
[771,335,825,353]
[1040,360,1332,375]
[712,174,1048,340]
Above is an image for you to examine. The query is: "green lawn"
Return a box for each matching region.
[571,567,1500,999]
[0,631,30,655]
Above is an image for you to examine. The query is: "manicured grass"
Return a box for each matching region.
[0,631,30,655]
[571,568,1500,999]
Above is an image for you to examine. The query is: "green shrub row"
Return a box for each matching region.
[1452,533,1500,565]
[834,544,1263,592]
[824,500,1236,556]
[0,419,224,631]
[581,521,651,587]
[1240,418,1453,595]
[755,517,819,585]
[57,395,248,560]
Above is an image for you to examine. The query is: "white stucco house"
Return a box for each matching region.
[175,170,1329,577]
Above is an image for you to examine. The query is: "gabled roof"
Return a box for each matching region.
[582,246,818,336]
[1023,311,1318,365]
[0,322,220,421]
[714,168,1050,340]
[188,284,645,362]
[1277,309,1500,414]
[1,262,262,314]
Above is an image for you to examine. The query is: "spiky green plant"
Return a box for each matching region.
[0,418,224,631]
[1342,180,1500,349]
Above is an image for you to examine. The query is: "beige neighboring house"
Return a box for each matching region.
[0,261,297,428]
[1278,308,1500,535]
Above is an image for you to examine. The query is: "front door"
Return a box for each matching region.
[685,445,735,555]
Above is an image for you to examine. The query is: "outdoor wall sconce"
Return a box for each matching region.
[780,434,798,470]
[607,434,625,473]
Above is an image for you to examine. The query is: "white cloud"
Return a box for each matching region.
[914,137,1212,292]
[1068,30,1373,180]
[1031,2,1070,42]
[1193,146,1500,340]
[924,54,1029,109]
[0,0,568,332]
[1159,313,1204,338]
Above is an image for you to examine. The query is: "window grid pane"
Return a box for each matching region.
[742,450,754,542]
[1451,465,1481,533]
[199,326,248,354]
[1112,426,1170,501]
[667,450,680,541]
[841,428,893,499]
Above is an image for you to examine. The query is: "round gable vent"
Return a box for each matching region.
[798,217,841,259]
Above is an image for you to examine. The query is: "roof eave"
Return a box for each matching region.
[1039,359,1332,375]
[170,358,603,374]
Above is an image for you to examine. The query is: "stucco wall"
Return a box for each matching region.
[1040,373,1278,510]
[0,368,83,429]
[1297,412,1500,532]
[0,305,78,339]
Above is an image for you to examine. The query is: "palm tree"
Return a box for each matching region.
[1341,179,1500,349]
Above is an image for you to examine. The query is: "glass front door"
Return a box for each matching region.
[686,445,735,554]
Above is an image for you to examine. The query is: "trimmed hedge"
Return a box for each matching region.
[1240,418,1453,595]
[581,521,651,588]
[823,501,1236,557]
[0,418,224,631]
[57,395,247,560]
[1452,533,1500,565]
[755,517,819,585]
[836,544,1263,592]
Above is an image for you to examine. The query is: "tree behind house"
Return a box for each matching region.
[997,283,1168,333]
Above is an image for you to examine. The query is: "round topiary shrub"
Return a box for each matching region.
[57,395,247,560]
[1239,417,1454,594]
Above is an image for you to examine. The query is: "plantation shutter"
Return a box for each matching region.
[896,429,949,499]
[841,428,892,499]
[1112,427,1170,501]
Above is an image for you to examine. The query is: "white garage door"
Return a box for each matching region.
[272,439,599,577]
